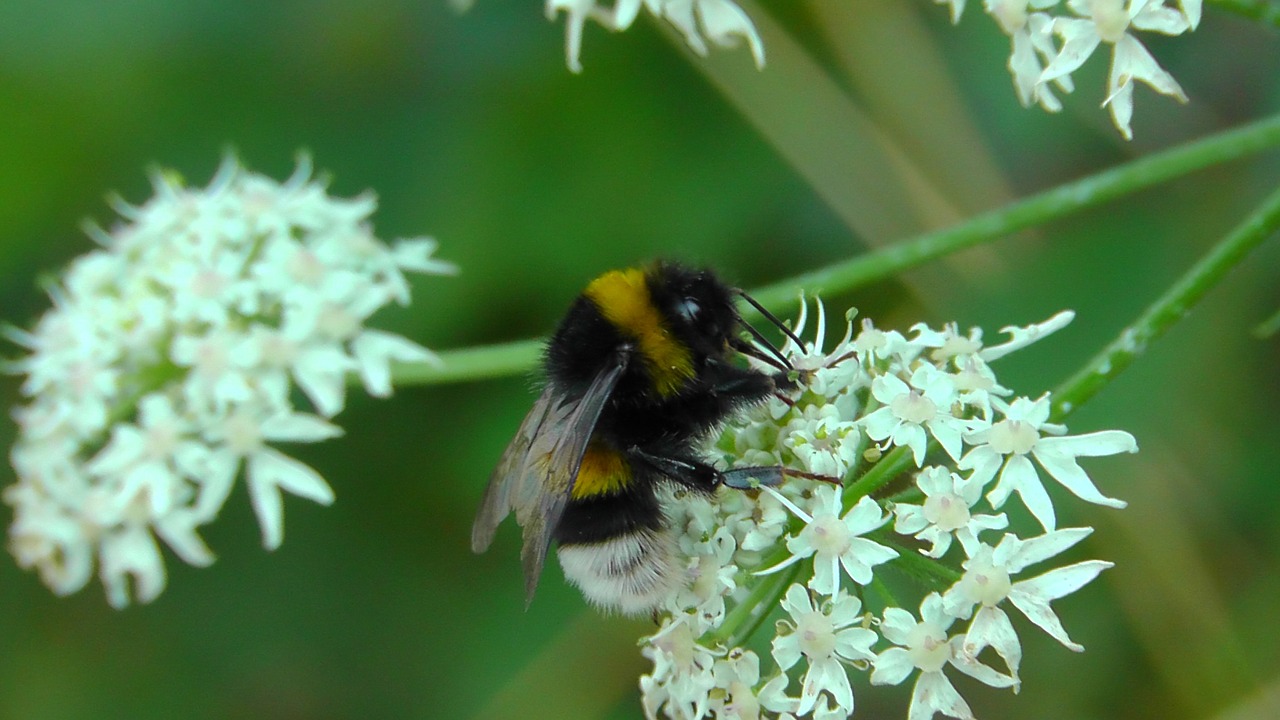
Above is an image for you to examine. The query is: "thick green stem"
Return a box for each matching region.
[392,116,1280,387]
[1050,183,1280,421]
[391,339,542,386]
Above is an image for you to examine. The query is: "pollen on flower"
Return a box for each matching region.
[987,419,1040,455]
[891,391,937,424]
[3,154,454,607]
[904,622,952,673]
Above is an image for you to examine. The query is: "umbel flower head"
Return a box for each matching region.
[4,156,455,608]
[526,0,1202,139]
[639,300,1135,720]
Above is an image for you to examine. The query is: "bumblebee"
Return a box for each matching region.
[471,261,800,615]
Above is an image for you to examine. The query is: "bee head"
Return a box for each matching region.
[648,262,740,360]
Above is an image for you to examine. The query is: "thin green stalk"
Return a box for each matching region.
[1050,182,1280,421]
[708,562,800,647]
[391,116,1280,387]
[749,115,1280,309]
[729,564,803,649]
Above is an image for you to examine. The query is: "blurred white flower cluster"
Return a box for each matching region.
[640,301,1136,720]
[4,156,455,608]
[534,0,1201,139]
[545,0,764,72]
[949,0,1201,139]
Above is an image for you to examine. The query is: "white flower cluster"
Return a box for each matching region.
[954,0,1201,139]
[535,0,1200,139]
[639,301,1136,720]
[4,156,455,608]
[545,0,764,73]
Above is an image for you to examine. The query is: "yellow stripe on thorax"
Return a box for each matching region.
[584,268,693,398]
[571,443,631,500]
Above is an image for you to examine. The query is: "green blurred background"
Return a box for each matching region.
[1,1,1278,718]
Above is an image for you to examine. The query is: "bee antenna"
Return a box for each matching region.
[736,289,805,348]
[731,337,789,372]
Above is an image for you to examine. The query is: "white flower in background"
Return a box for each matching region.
[942,528,1113,679]
[986,0,1074,111]
[760,484,897,596]
[772,584,877,716]
[960,395,1135,531]
[871,593,1017,720]
[1039,0,1192,139]
[892,466,1008,558]
[4,155,455,607]
[545,0,763,73]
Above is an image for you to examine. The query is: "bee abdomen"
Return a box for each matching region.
[557,529,681,616]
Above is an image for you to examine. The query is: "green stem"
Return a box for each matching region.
[390,115,1280,387]
[845,445,915,508]
[1050,182,1280,421]
[708,562,801,647]
[1207,0,1280,27]
[747,114,1280,309]
[877,535,961,590]
[391,339,542,385]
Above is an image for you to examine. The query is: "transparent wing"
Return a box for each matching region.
[470,386,556,554]
[470,351,629,605]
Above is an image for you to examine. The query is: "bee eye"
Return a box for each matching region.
[677,297,701,321]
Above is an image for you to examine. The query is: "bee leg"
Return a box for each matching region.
[628,448,721,492]
[722,467,842,488]
[718,466,786,489]
[629,448,789,491]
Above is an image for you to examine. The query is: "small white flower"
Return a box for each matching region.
[892,466,1008,558]
[852,319,914,366]
[960,395,1135,531]
[707,647,763,720]
[671,524,738,626]
[640,616,721,720]
[872,593,1017,720]
[985,0,1073,111]
[863,365,978,466]
[1039,0,1191,139]
[775,297,866,399]
[759,485,898,596]
[783,405,861,480]
[772,584,877,716]
[942,529,1113,678]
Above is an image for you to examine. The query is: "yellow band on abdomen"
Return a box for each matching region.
[571,443,632,499]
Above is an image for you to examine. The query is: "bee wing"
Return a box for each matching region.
[471,351,629,606]
[470,386,557,555]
